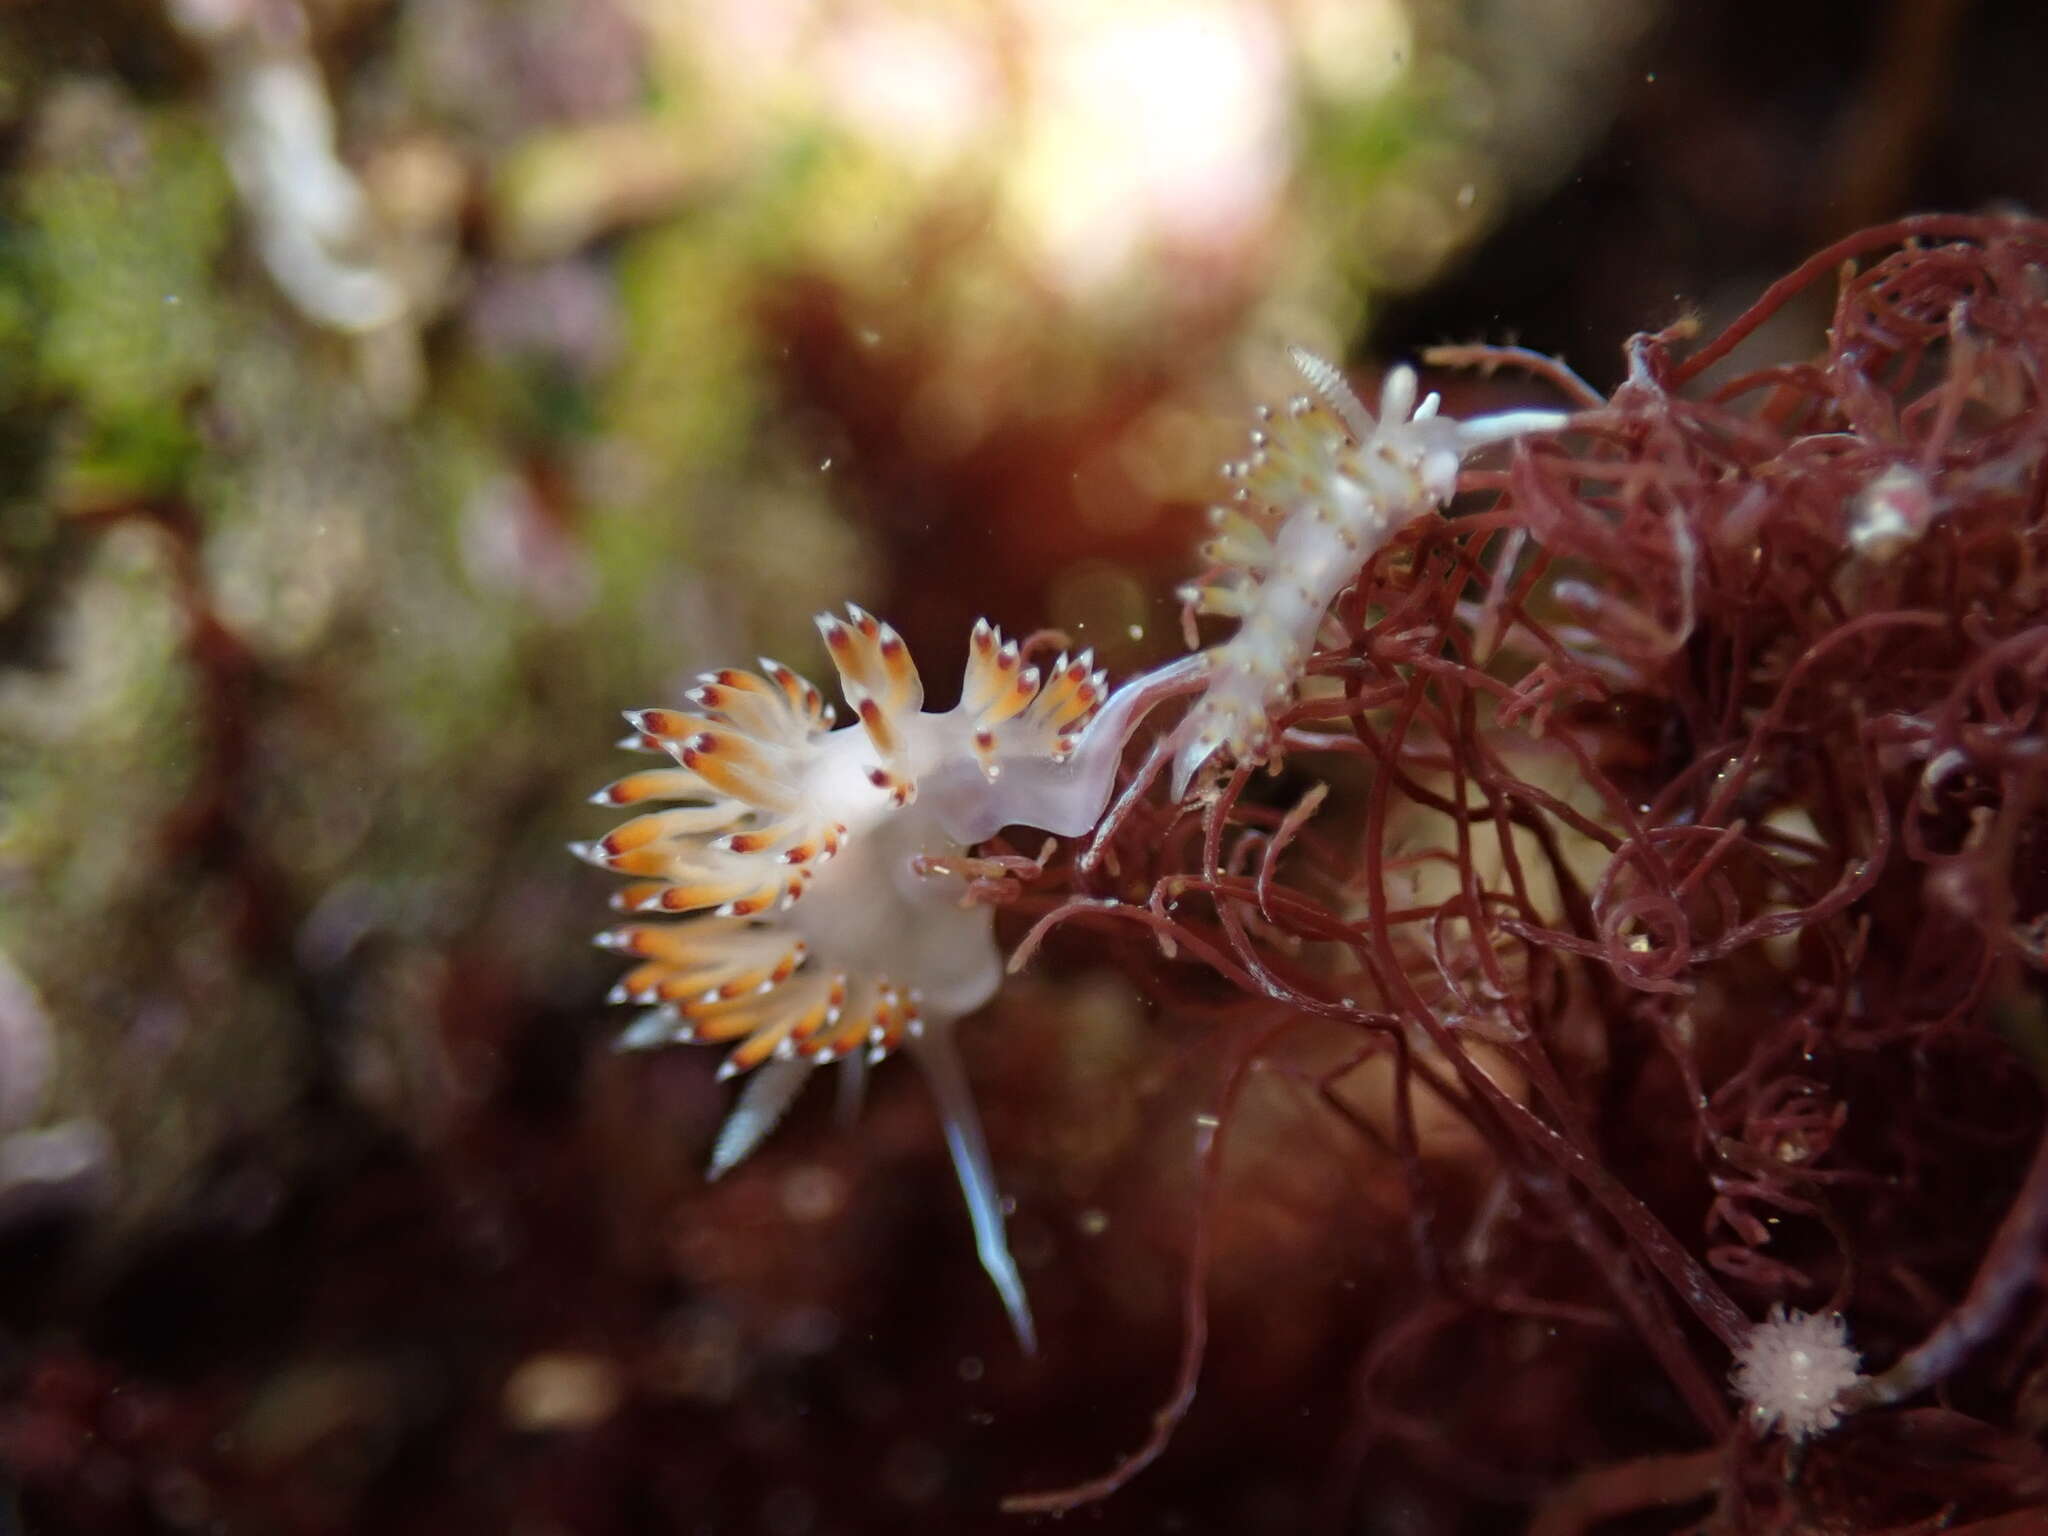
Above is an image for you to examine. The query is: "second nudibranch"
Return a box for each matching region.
[579,607,1200,1352]
[1172,348,1570,793]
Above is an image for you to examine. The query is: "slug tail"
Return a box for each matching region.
[913,1026,1038,1356]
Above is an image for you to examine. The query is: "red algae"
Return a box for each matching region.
[1005,215,2048,1529]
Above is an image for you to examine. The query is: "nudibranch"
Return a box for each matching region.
[579,607,1204,1351]
[1171,348,1570,794]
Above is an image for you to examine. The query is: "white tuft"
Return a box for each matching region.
[1731,1305,1863,1441]
[1849,463,1937,562]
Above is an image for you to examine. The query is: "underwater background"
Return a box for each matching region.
[3,1,2048,1531]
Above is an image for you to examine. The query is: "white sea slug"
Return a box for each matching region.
[1171,348,1570,795]
[578,607,1203,1351]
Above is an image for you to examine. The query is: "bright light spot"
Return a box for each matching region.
[1007,0,1289,294]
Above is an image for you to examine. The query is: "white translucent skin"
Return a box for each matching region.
[788,722,1006,1018]
[922,652,1212,845]
[774,669,1212,1021]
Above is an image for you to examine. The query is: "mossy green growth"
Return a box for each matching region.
[17,98,231,498]
[608,215,766,484]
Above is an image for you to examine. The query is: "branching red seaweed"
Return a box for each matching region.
[1004,215,2048,1529]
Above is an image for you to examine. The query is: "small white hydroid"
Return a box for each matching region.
[1731,1304,1864,1441]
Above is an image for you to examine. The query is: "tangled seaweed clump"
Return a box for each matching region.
[974,215,2048,1528]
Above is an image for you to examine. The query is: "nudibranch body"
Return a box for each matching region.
[580,607,1202,1351]
[1172,348,1569,794]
